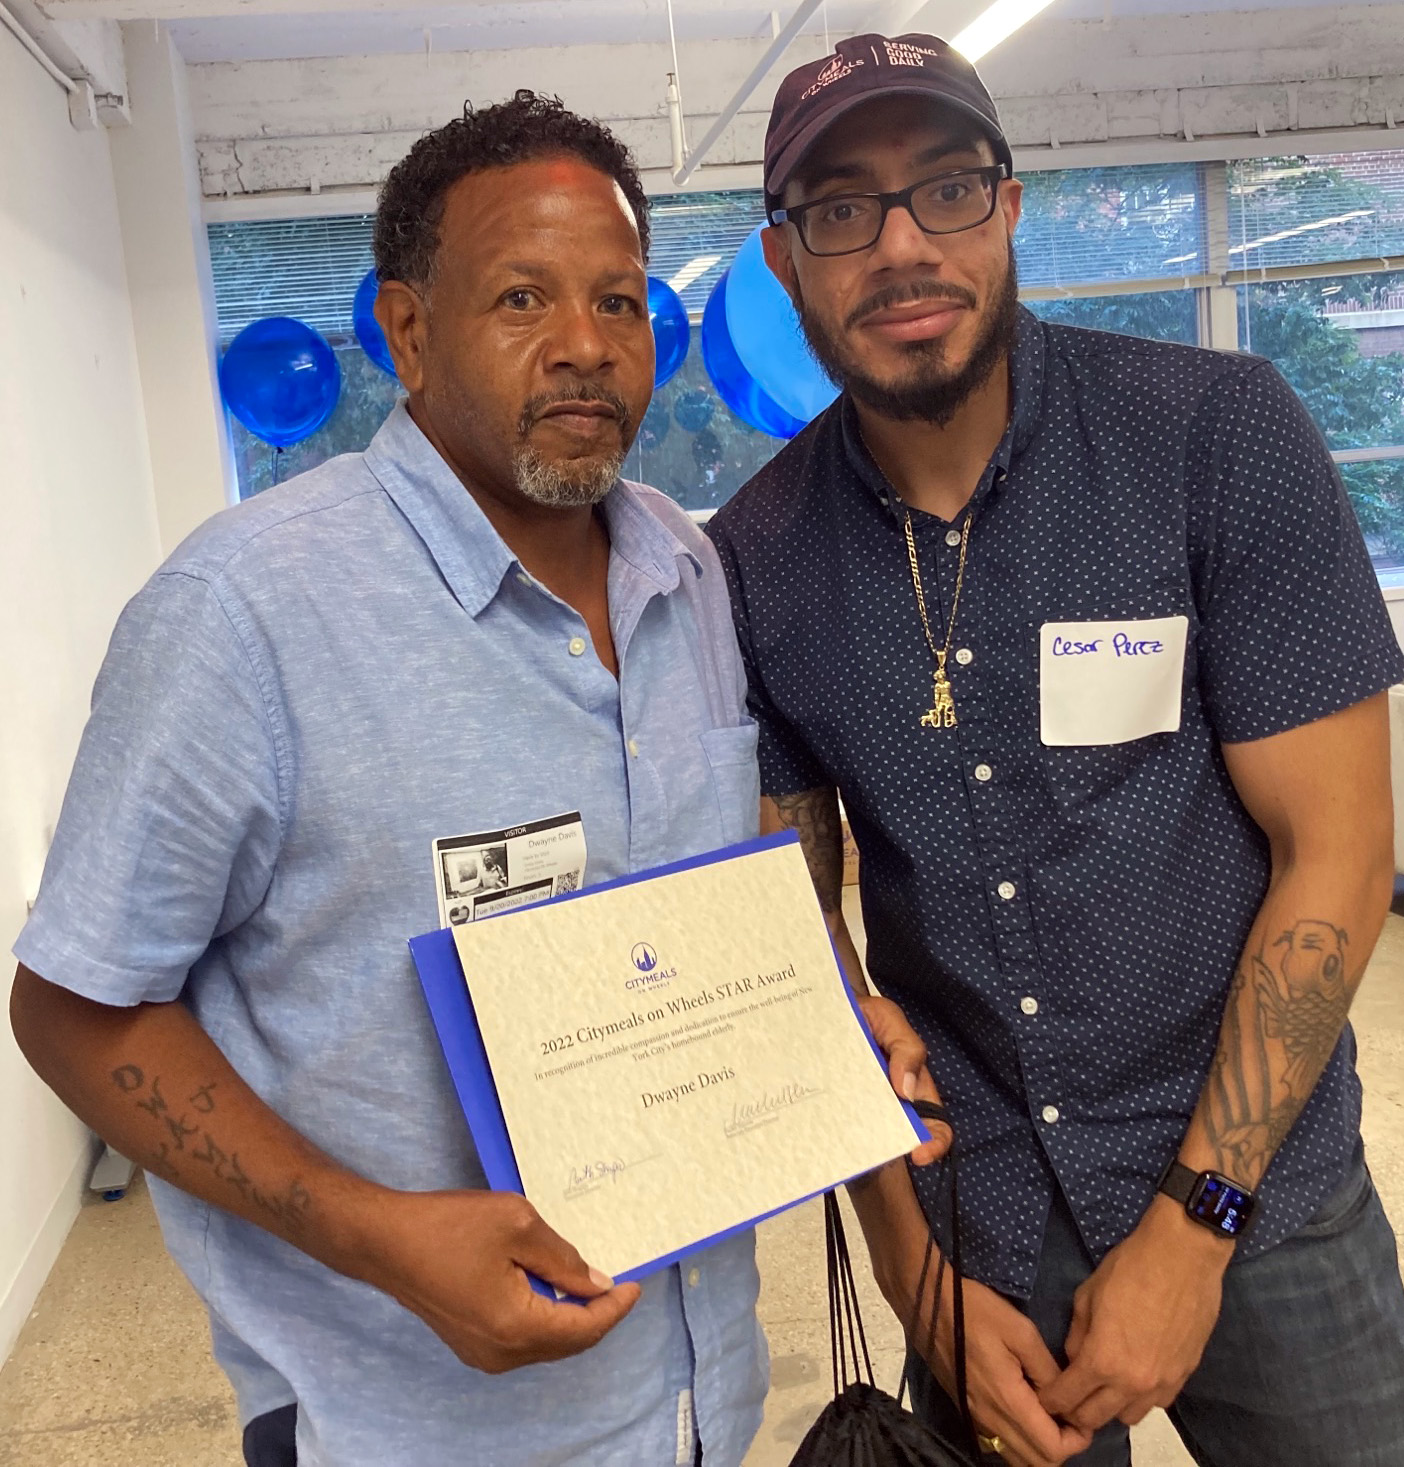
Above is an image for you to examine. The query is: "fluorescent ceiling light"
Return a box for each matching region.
[951,0,1058,62]
[667,254,723,293]
[1228,210,1374,256]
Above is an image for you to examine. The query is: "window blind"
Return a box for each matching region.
[1228,150,1404,272]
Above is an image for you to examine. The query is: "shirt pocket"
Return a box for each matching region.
[699,721,761,846]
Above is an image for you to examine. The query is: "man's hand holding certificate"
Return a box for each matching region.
[412,831,930,1283]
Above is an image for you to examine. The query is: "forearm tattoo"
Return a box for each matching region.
[109,1065,312,1234]
[772,788,845,915]
[1204,919,1353,1189]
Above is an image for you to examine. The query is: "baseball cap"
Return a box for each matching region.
[763,33,1013,204]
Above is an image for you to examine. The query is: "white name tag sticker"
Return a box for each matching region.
[1040,615,1188,747]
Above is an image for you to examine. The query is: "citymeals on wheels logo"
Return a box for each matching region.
[627,942,678,990]
[802,53,864,98]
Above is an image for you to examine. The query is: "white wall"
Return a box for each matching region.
[110,21,236,550]
[0,24,164,1363]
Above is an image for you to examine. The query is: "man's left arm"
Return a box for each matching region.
[1041,691,1395,1434]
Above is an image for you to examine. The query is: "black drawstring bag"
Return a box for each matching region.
[787,1100,984,1467]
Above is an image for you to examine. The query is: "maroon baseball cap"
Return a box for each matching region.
[764,33,1013,203]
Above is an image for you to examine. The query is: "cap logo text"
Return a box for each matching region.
[801,53,865,99]
[882,40,944,67]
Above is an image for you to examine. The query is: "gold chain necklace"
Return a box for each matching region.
[903,508,973,729]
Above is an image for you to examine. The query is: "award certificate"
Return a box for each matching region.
[411,832,925,1283]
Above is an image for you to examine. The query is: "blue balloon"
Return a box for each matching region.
[353,269,397,377]
[219,317,341,449]
[648,276,690,390]
[725,225,838,424]
[700,272,805,440]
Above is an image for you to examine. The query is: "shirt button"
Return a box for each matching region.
[955,648,973,666]
[997,880,1016,900]
[627,738,640,757]
[1020,996,1039,1016]
[975,764,993,782]
[687,1266,701,1288]
[568,636,587,657]
[945,529,963,547]
[1042,1105,1060,1124]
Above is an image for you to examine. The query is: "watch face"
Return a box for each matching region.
[1189,1172,1254,1236]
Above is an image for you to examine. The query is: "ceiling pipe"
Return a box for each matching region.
[0,0,77,93]
[671,0,827,187]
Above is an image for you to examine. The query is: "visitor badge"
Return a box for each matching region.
[432,812,586,926]
[1039,616,1188,747]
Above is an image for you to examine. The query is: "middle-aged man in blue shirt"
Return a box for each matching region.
[9,92,937,1467]
[708,33,1404,1467]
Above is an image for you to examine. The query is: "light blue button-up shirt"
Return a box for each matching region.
[16,403,767,1467]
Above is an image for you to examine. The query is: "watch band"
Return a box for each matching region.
[1157,1157,1198,1206]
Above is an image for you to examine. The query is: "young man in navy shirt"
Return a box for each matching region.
[710,33,1404,1467]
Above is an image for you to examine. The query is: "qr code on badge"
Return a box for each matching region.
[556,871,579,894]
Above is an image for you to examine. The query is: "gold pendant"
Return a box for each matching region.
[921,659,957,729]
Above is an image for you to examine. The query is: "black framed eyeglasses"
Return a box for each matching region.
[771,165,1009,257]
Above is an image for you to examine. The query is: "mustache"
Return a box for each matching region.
[845,280,978,331]
[518,384,632,438]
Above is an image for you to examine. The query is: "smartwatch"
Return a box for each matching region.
[1157,1159,1256,1239]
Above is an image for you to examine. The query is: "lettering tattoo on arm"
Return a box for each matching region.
[108,1065,313,1236]
[1204,919,1353,1189]
[771,788,845,916]
[134,1075,169,1118]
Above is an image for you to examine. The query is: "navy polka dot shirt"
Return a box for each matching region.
[707,308,1404,1296]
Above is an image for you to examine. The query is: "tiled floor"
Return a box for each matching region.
[2,904,1401,1466]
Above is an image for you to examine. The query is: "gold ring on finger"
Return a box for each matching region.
[977,1435,1006,1458]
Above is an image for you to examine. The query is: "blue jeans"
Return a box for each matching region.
[908,1142,1404,1464]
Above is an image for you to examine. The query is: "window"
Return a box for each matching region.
[622,331,779,513]
[1025,290,1198,344]
[1017,163,1206,288]
[209,216,399,499]
[1227,152,1404,272]
[1229,150,1404,569]
[628,190,785,510]
[207,151,1404,569]
[1238,273,1404,565]
[212,168,1209,506]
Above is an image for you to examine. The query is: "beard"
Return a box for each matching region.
[796,248,1020,426]
[512,384,634,508]
[512,446,624,508]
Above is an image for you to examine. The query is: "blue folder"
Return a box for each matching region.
[408,830,928,1288]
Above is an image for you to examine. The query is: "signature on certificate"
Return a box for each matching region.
[724,1081,823,1138]
[564,1154,658,1199]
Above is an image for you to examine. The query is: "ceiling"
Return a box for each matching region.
[169,0,879,64]
[164,0,1351,66]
